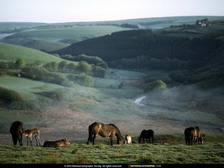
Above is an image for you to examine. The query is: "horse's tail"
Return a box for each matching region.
[87,126,93,143]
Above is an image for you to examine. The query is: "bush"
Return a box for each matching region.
[92,65,106,77]
[21,66,71,86]
[144,80,168,93]
[76,61,92,73]
[15,58,27,69]
[43,62,58,71]
[0,87,23,103]
[67,73,94,86]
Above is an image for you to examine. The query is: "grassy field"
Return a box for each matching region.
[23,40,70,52]
[0,134,224,164]
[0,43,63,63]
[1,25,132,45]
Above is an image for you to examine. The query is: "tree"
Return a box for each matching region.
[58,61,68,71]
[15,58,27,69]
[77,61,92,73]
[66,63,76,73]
[144,80,168,93]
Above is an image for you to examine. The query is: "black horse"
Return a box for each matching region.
[86,122,123,145]
[10,121,24,146]
[138,129,154,143]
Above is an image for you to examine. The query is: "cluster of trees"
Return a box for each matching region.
[0,58,100,87]
[60,54,108,69]
[56,29,222,71]
[44,60,106,78]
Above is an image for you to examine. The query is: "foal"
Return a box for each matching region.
[23,128,41,146]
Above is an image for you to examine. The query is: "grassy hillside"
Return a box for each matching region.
[23,40,70,52]
[0,43,63,63]
[1,25,132,45]
[0,133,224,164]
[0,22,46,33]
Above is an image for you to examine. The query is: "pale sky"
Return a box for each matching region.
[1,0,224,23]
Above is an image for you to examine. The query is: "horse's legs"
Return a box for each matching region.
[18,135,23,146]
[12,135,17,145]
[37,135,41,146]
[29,137,33,146]
[92,134,96,145]
[26,137,29,146]
[110,135,114,146]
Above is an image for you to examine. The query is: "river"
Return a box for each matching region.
[134,96,146,106]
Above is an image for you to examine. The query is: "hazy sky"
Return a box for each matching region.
[1,0,224,23]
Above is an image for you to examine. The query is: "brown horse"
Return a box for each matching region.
[194,126,204,144]
[10,121,24,146]
[138,129,154,143]
[86,122,123,145]
[43,139,70,147]
[184,126,203,145]
[23,128,41,146]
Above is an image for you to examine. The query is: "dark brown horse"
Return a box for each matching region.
[184,126,203,145]
[86,122,123,146]
[10,121,24,146]
[138,129,154,143]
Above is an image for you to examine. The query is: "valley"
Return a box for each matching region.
[0,16,224,164]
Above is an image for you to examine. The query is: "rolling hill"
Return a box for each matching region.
[23,40,70,52]
[0,42,63,63]
[1,25,132,45]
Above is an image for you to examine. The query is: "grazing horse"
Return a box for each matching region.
[23,128,41,146]
[138,129,154,143]
[194,126,203,144]
[86,122,123,146]
[184,126,203,145]
[43,139,70,147]
[124,135,132,144]
[10,121,24,146]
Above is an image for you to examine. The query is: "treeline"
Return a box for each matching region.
[0,56,106,87]
[55,29,222,71]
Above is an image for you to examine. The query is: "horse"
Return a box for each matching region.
[194,126,203,144]
[124,135,132,144]
[184,126,203,145]
[23,128,41,146]
[86,122,123,146]
[10,121,24,146]
[43,139,70,147]
[138,129,154,143]
[184,127,194,145]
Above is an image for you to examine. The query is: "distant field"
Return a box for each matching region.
[23,40,70,52]
[0,43,64,63]
[160,23,224,39]
[0,133,224,164]
[1,25,132,45]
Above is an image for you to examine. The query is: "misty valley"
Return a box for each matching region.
[0,16,224,164]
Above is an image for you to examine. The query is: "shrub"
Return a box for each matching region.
[0,87,23,103]
[67,73,94,86]
[92,65,106,77]
[15,58,27,69]
[76,61,92,73]
[43,62,58,71]
[144,80,168,93]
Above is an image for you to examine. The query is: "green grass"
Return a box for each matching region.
[23,40,70,52]
[0,133,224,164]
[0,43,63,63]
[2,26,132,45]
[0,75,65,100]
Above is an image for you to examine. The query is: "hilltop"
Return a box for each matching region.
[0,43,63,63]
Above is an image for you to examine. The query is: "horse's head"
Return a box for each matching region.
[117,136,123,145]
[63,139,71,145]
